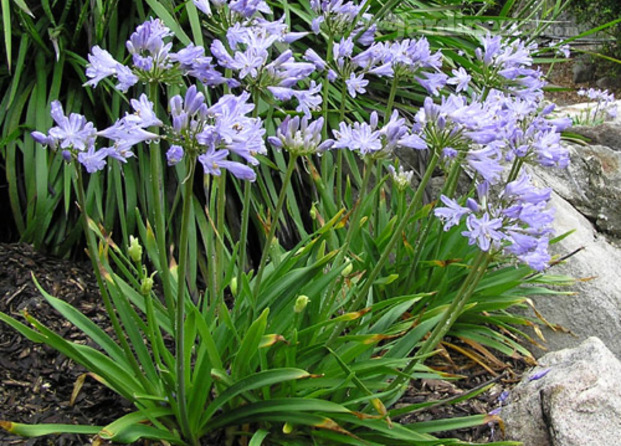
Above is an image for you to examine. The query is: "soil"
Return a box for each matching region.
[540,58,621,107]
[0,243,130,446]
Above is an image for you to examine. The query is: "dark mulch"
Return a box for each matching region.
[0,242,531,445]
[0,243,131,445]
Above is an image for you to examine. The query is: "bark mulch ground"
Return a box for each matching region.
[0,242,531,445]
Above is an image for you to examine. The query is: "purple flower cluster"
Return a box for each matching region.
[435,173,555,271]
[267,116,334,155]
[576,88,617,123]
[414,90,570,178]
[354,38,446,95]
[33,82,264,181]
[310,0,375,45]
[333,110,426,157]
[86,18,230,90]
[211,18,322,117]
[194,0,270,20]
[476,34,545,102]
[167,86,266,181]
[31,101,105,173]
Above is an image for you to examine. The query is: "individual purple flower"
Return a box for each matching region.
[447,67,471,92]
[85,46,120,87]
[292,81,323,118]
[416,71,448,96]
[166,145,184,166]
[498,390,510,403]
[31,131,58,149]
[304,48,326,71]
[198,147,257,181]
[84,46,139,92]
[346,72,368,98]
[229,0,271,18]
[434,196,471,230]
[77,146,110,173]
[504,173,551,204]
[467,147,504,184]
[47,101,97,151]
[193,0,212,16]
[124,94,163,128]
[528,368,551,381]
[462,213,505,252]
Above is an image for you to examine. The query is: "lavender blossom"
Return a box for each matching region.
[126,18,174,72]
[447,67,471,92]
[85,46,138,92]
[346,72,368,97]
[47,101,97,151]
[166,145,184,166]
[528,368,551,381]
[435,196,471,230]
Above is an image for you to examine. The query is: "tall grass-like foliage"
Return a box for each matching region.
[0,0,162,254]
[0,1,578,445]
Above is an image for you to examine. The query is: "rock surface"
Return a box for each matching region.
[523,188,621,358]
[534,142,621,238]
[523,101,621,358]
[502,337,621,446]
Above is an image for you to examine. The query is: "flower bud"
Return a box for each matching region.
[309,206,317,220]
[294,295,310,313]
[140,275,154,295]
[230,277,238,297]
[341,259,353,277]
[283,422,294,434]
[128,235,143,263]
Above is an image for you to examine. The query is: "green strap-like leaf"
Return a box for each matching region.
[199,368,311,429]
[0,421,100,437]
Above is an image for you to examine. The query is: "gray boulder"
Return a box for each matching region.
[534,142,621,238]
[523,188,621,358]
[502,337,621,446]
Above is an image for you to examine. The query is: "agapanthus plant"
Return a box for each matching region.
[573,87,618,125]
[2,3,577,445]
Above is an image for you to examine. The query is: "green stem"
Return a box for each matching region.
[75,167,153,396]
[148,82,176,324]
[336,81,348,207]
[236,180,252,298]
[374,162,383,235]
[387,251,490,392]
[384,75,399,124]
[327,152,440,344]
[253,155,299,298]
[507,157,524,183]
[174,159,197,445]
[318,161,374,325]
[215,173,226,304]
[441,150,466,197]
[322,32,334,140]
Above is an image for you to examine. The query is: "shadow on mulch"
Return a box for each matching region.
[0,242,533,445]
